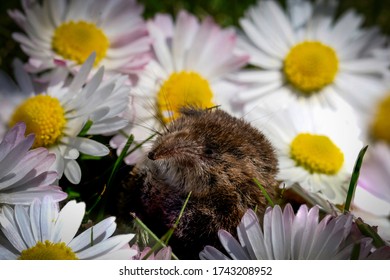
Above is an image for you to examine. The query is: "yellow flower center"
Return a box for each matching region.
[284,41,339,94]
[157,71,215,123]
[371,94,390,144]
[9,95,66,148]
[290,133,344,174]
[52,20,109,66]
[18,241,78,260]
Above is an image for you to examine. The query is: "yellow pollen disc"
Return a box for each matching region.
[157,71,215,123]
[52,20,109,66]
[371,94,390,144]
[284,41,339,94]
[9,95,66,148]
[290,133,344,175]
[18,241,78,260]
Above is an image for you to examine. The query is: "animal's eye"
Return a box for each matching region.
[205,148,214,155]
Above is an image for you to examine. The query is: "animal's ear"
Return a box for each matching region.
[179,105,221,116]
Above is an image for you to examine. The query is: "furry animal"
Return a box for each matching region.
[119,108,279,259]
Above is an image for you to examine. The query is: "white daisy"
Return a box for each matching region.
[0,196,136,260]
[0,123,66,205]
[110,10,249,164]
[356,72,390,145]
[233,0,388,112]
[353,143,390,240]
[200,204,368,260]
[247,101,363,204]
[8,0,151,78]
[0,54,130,184]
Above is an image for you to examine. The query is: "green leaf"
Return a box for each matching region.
[343,145,368,213]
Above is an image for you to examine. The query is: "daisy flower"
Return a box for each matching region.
[200,204,364,260]
[247,102,362,204]
[0,196,136,260]
[233,0,388,112]
[353,143,390,240]
[0,123,66,205]
[0,54,130,184]
[110,10,249,164]
[356,72,390,145]
[8,0,151,78]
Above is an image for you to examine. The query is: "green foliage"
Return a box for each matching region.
[343,145,368,213]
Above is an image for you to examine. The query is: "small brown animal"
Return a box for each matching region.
[120,107,279,259]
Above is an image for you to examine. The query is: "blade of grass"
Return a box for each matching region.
[131,213,179,260]
[126,133,156,157]
[107,134,134,190]
[93,134,134,218]
[344,145,368,213]
[254,178,275,207]
[161,191,192,246]
[141,191,192,260]
[78,120,93,137]
[355,218,386,248]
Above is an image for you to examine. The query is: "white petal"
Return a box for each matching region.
[76,234,135,259]
[69,217,116,252]
[52,200,85,244]
[64,159,82,184]
[69,137,110,156]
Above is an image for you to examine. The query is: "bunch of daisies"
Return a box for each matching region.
[0,0,389,259]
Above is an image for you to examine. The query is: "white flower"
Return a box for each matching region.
[353,143,390,240]
[110,10,249,164]
[8,0,151,79]
[200,204,363,260]
[0,123,66,205]
[0,196,136,260]
[247,101,363,204]
[356,73,390,145]
[233,0,388,112]
[0,54,130,184]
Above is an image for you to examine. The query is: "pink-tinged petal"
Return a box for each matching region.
[0,134,35,177]
[199,245,230,260]
[155,246,173,260]
[218,229,249,260]
[0,186,66,205]
[270,205,286,259]
[0,122,27,157]
[358,143,390,203]
[237,209,267,259]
